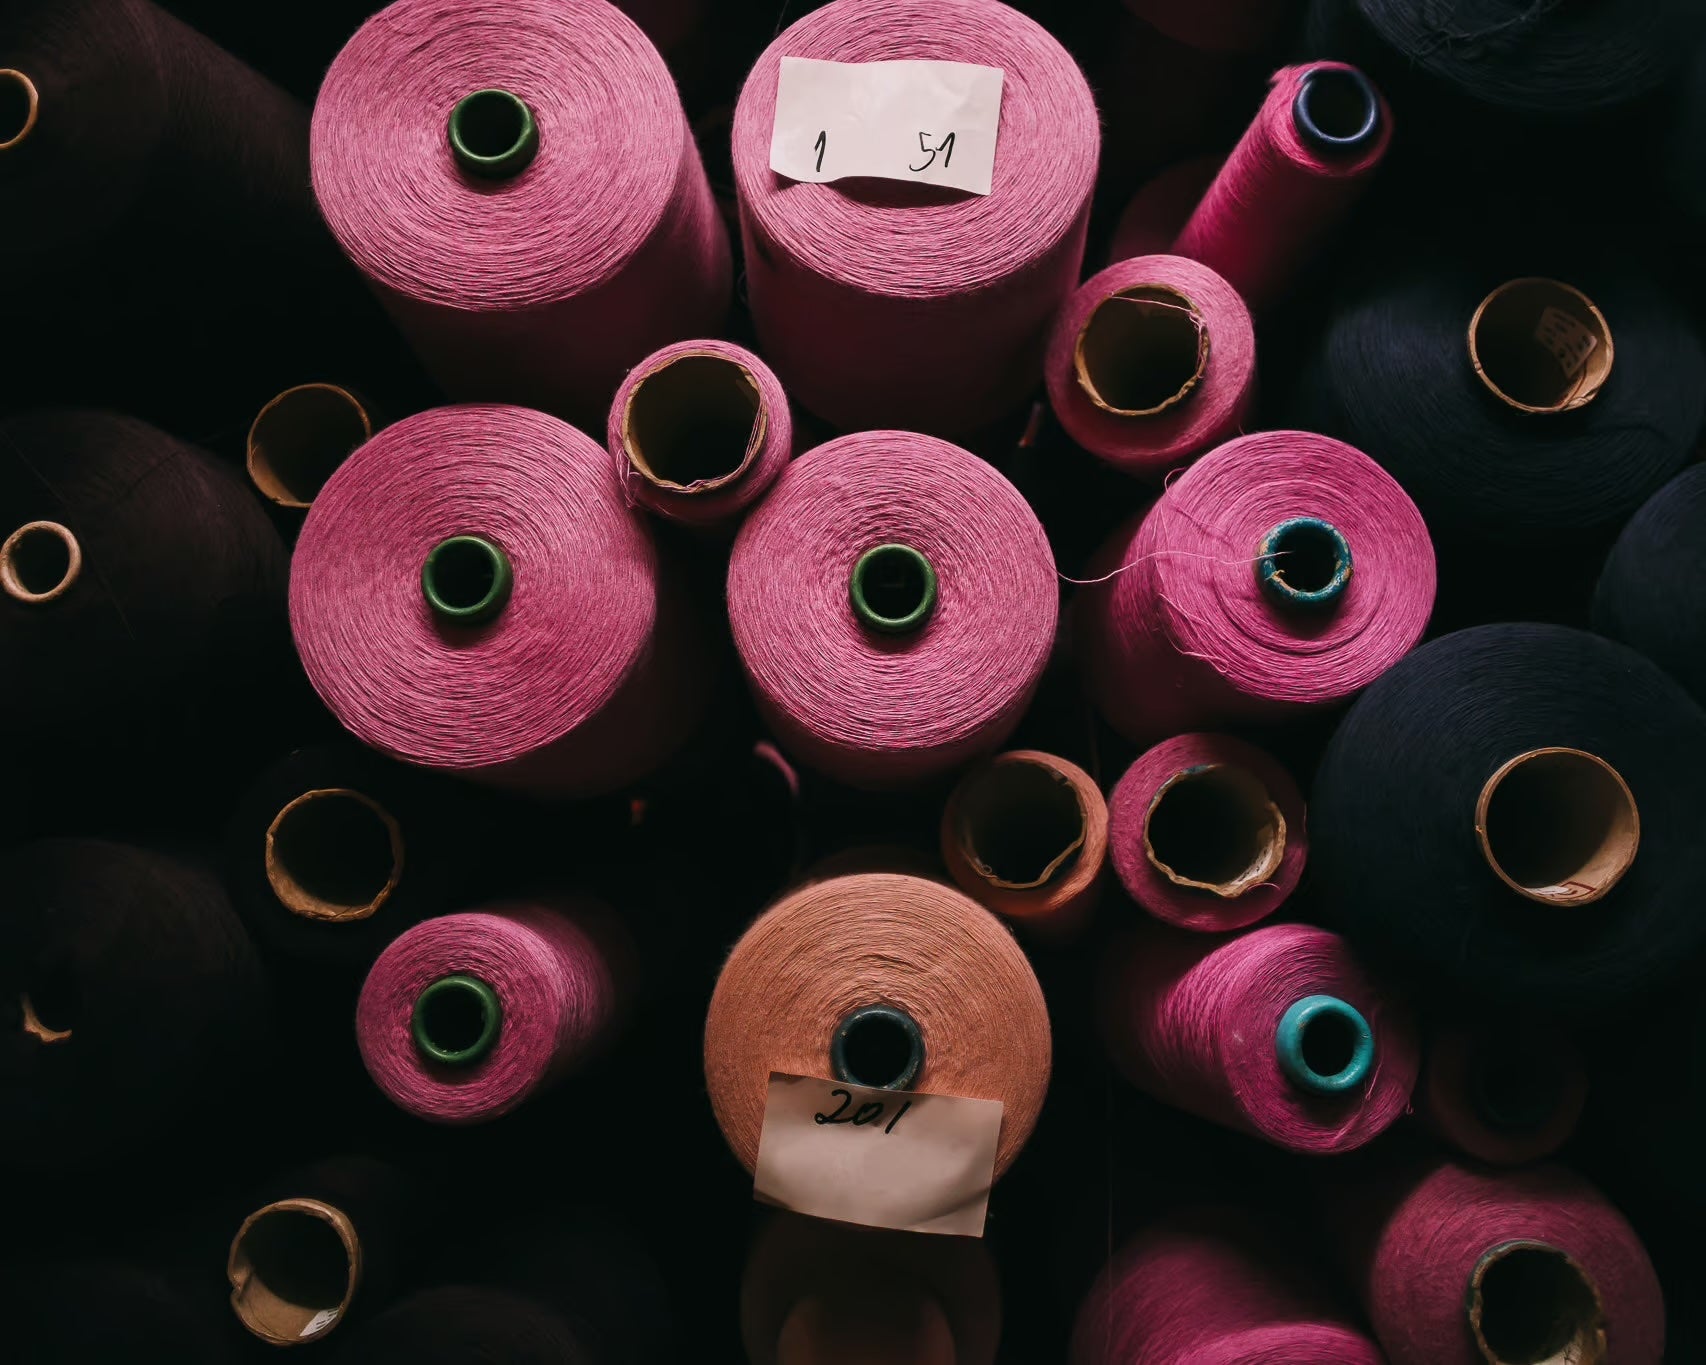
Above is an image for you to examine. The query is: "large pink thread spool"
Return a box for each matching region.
[731,0,1099,436]
[727,430,1057,787]
[1172,63,1390,310]
[290,405,709,797]
[1076,429,1434,744]
[1098,921,1418,1153]
[1045,254,1255,480]
[312,0,729,427]
[357,899,630,1124]
[1109,732,1306,933]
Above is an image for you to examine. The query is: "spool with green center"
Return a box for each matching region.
[849,544,938,634]
[421,535,512,625]
[448,88,539,179]
[411,974,503,1066]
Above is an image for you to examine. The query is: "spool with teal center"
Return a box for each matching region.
[1275,994,1374,1094]
[1256,516,1353,610]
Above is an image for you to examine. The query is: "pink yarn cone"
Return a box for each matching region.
[312,0,729,428]
[1045,254,1255,480]
[290,405,710,797]
[1099,921,1418,1154]
[1107,156,1221,265]
[1072,1208,1385,1365]
[731,0,1099,436]
[728,430,1057,787]
[357,899,631,1124]
[1076,429,1435,744]
[1109,732,1306,933]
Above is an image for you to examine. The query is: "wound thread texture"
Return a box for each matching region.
[1418,1021,1587,1167]
[732,0,1099,435]
[728,430,1057,786]
[1107,156,1221,265]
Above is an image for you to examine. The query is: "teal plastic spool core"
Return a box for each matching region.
[1255,516,1352,610]
[849,544,938,634]
[831,1005,925,1091]
[448,89,539,179]
[421,535,512,625]
[411,974,503,1066]
[1275,994,1374,1094]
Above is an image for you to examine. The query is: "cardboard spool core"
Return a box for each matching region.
[1074,285,1208,417]
[265,788,404,924]
[0,70,39,151]
[20,992,72,1044]
[1475,748,1639,906]
[247,384,374,509]
[0,521,82,603]
[1469,279,1613,414]
[621,353,767,493]
[1467,1241,1607,1365]
[228,1199,362,1347]
[954,757,1087,892]
[778,1282,957,1365]
[1144,763,1286,898]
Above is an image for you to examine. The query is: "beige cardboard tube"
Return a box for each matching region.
[1466,1240,1606,1365]
[621,351,765,492]
[1474,748,1639,906]
[1144,763,1286,898]
[20,992,72,1044]
[247,383,375,509]
[0,70,39,151]
[1468,278,1613,414]
[228,1198,363,1346]
[265,788,404,923]
[1073,285,1208,417]
[0,521,82,604]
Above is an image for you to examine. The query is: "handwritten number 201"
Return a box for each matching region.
[910,131,955,173]
[814,1088,913,1134]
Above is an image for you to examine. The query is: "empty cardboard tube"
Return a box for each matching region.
[1074,285,1208,417]
[0,70,39,151]
[246,384,375,509]
[228,1198,363,1347]
[1465,1240,1607,1365]
[777,1282,957,1365]
[1144,763,1286,898]
[1468,279,1614,414]
[1474,748,1639,906]
[19,993,72,1044]
[265,788,405,924]
[0,521,82,603]
[620,351,767,493]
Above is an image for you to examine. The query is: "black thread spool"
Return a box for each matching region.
[1309,625,1706,1014]
[327,1287,601,1365]
[0,839,268,1171]
[0,1259,236,1365]
[1594,987,1706,1221]
[1671,44,1706,223]
[1592,465,1706,708]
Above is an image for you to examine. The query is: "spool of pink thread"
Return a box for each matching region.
[1108,732,1306,933]
[1071,1207,1385,1365]
[311,0,729,428]
[727,430,1057,786]
[1122,0,1290,56]
[1044,254,1255,480]
[1107,157,1221,265]
[1076,429,1434,744]
[1418,1024,1588,1168]
[1172,63,1390,310]
[607,340,792,532]
[357,899,630,1124]
[1339,1159,1664,1365]
[731,0,1099,436]
[291,405,709,797]
[1098,921,1418,1153]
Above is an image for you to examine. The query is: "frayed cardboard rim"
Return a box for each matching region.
[0,70,39,152]
[1468,278,1613,415]
[265,787,404,923]
[1465,1239,1607,1365]
[952,755,1089,893]
[621,350,767,494]
[0,520,82,604]
[1474,747,1638,907]
[1073,284,1209,418]
[1143,762,1286,898]
[20,992,71,1044]
[227,1197,363,1347]
[246,383,375,509]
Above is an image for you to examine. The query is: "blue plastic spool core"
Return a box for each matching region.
[1275,994,1375,1094]
[412,974,503,1066]
[1256,517,1352,610]
[831,1005,925,1091]
[1292,66,1382,155]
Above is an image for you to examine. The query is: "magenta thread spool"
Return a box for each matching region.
[1045,254,1255,480]
[608,339,793,531]
[1107,156,1222,265]
[357,899,630,1124]
[731,0,1099,436]
[1172,63,1390,311]
[1072,1207,1385,1364]
[727,430,1057,786]
[290,405,710,796]
[1076,429,1434,745]
[1108,732,1306,933]
[1099,921,1417,1154]
[312,0,729,428]
[1418,1024,1587,1168]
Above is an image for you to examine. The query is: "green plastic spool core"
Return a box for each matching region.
[831,1005,925,1091]
[422,535,512,625]
[411,974,503,1066]
[849,544,938,634]
[1275,994,1374,1094]
[1255,516,1352,610]
[448,89,539,179]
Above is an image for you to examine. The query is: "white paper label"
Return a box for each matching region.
[770,57,1004,196]
[300,1308,341,1339]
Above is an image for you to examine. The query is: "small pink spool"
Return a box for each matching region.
[1121,0,1290,56]
[727,430,1057,787]
[1076,430,1435,744]
[1045,254,1255,480]
[1417,1024,1588,1168]
[1072,1207,1385,1365]
[1109,732,1306,933]
[1172,63,1390,311]
[607,339,792,531]
[1098,921,1418,1153]
[357,899,630,1124]
[1107,156,1221,265]
[312,0,729,427]
[290,405,709,796]
[732,0,1100,436]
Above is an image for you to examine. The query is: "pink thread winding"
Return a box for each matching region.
[731,0,1099,436]
[357,899,630,1124]
[1109,732,1306,933]
[1071,1207,1385,1365]
[1121,0,1291,56]
[1107,156,1221,265]
[1417,1025,1588,1168]
[312,0,729,427]
[1098,922,1418,1153]
[290,405,709,797]
[1045,254,1255,480]
[1172,64,1391,311]
[727,430,1058,787]
[1076,429,1435,745]
[607,339,793,531]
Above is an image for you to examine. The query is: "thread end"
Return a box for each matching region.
[1275,995,1374,1094]
[850,544,938,634]
[412,974,503,1066]
[448,88,539,179]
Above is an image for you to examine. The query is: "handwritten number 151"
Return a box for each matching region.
[910,131,955,172]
